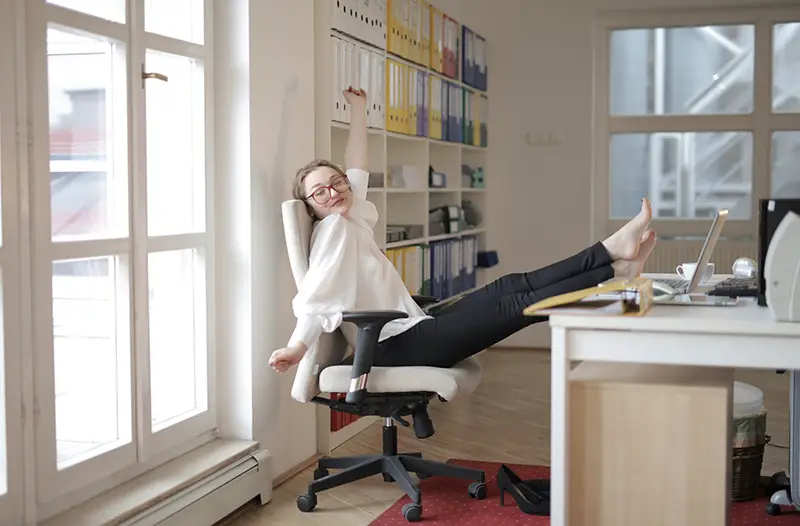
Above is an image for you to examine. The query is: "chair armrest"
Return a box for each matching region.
[341,310,408,403]
[412,295,440,308]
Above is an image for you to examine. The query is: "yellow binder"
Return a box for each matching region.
[420,0,431,69]
[428,75,441,140]
[408,67,418,135]
[429,6,443,73]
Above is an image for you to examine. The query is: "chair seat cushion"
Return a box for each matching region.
[318,357,482,402]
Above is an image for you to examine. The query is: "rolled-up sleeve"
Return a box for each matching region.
[288,215,358,349]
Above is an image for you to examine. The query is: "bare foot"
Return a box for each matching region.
[603,198,652,261]
[612,230,657,278]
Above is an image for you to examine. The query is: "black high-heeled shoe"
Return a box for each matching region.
[496,464,550,516]
[520,478,551,498]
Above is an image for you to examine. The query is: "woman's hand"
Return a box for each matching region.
[343,86,367,109]
[269,343,308,373]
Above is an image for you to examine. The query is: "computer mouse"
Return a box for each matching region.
[652,280,678,297]
[732,257,757,278]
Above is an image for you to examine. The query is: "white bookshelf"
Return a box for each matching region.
[314,0,490,450]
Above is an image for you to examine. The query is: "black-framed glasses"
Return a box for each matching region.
[305,176,351,205]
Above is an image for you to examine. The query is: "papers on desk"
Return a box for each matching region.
[523,277,654,317]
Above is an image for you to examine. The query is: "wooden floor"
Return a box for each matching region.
[221,349,791,526]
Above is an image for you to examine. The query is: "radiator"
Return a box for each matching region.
[643,239,758,274]
[119,450,272,526]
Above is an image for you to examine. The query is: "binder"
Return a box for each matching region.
[330,0,349,35]
[369,0,388,49]
[343,0,358,37]
[408,65,417,135]
[462,25,474,88]
[442,14,459,79]
[420,0,431,69]
[387,0,398,55]
[359,45,371,123]
[370,51,385,130]
[422,244,431,295]
[355,0,372,44]
[409,0,420,64]
[386,59,396,132]
[331,36,343,123]
[400,0,410,59]
[475,33,487,91]
[439,78,450,141]
[480,94,488,147]
[340,40,351,122]
[420,70,429,137]
[430,6,443,73]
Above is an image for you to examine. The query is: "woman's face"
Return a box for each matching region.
[303,167,353,219]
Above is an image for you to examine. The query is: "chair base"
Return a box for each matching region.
[296,422,487,523]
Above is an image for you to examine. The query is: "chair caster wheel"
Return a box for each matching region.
[296,493,317,512]
[468,482,487,500]
[766,503,782,516]
[313,467,329,480]
[402,503,422,522]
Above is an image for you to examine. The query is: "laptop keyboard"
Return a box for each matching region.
[659,278,690,293]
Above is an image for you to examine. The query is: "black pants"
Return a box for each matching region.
[372,242,614,368]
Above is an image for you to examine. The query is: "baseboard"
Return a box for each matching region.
[330,416,379,450]
[273,453,322,488]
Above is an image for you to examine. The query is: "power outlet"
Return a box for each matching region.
[526,131,562,147]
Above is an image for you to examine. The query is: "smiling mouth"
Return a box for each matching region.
[330,197,344,206]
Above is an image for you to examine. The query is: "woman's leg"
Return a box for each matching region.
[439,241,612,316]
[441,198,653,316]
[374,266,613,368]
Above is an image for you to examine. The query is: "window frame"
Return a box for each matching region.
[591,7,800,242]
[26,0,216,504]
[0,0,25,523]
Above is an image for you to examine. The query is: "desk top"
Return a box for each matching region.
[547,274,800,337]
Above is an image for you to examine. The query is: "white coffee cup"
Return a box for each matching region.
[676,262,715,284]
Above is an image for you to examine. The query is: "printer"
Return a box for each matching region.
[764,209,800,322]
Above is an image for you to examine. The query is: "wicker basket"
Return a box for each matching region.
[732,435,769,501]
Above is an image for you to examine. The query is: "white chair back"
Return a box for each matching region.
[281,200,349,403]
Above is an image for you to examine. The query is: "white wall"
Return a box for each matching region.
[216,0,797,477]
[215,0,319,478]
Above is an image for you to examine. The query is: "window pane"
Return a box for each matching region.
[773,23,800,113]
[609,132,753,219]
[145,51,206,236]
[145,0,204,44]
[47,0,125,23]
[772,131,800,197]
[610,25,754,115]
[48,28,127,241]
[53,257,130,468]
[149,249,206,430]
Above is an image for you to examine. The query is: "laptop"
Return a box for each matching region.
[653,209,729,297]
[599,209,738,306]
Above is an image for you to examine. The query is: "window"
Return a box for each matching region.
[28,0,213,502]
[593,8,800,238]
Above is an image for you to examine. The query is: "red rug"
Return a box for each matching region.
[369,459,800,525]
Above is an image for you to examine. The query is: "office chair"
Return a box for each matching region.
[282,199,487,523]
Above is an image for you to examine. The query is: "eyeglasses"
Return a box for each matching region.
[306,176,351,205]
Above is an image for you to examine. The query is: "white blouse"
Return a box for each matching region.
[288,168,431,350]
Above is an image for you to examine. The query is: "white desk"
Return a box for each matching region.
[547,281,800,526]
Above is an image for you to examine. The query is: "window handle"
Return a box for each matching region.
[142,72,168,82]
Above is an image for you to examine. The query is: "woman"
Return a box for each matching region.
[269,87,656,373]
